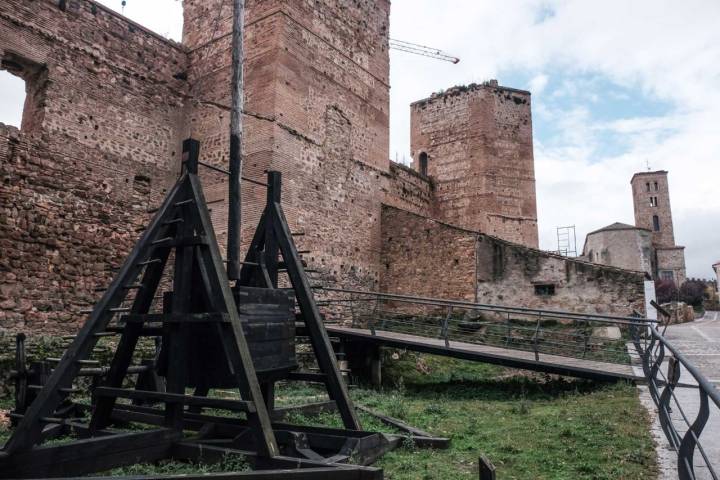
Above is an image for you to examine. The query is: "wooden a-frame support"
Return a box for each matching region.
[239,170,361,431]
[1,142,360,475]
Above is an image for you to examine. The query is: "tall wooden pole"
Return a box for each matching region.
[227,0,245,281]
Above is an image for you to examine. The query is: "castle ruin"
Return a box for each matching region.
[0,0,647,334]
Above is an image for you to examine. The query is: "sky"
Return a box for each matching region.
[1,0,717,278]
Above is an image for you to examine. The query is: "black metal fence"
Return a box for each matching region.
[631,307,720,480]
[316,288,655,366]
[319,288,720,480]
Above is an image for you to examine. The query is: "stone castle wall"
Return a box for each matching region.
[0,0,188,333]
[381,206,646,316]
[656,247,687,285]
[1,0,646,335]
[410,83,538,248]
[182,0,392,291]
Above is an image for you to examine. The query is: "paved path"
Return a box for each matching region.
[326,326,639,381]
[635,311,720,479]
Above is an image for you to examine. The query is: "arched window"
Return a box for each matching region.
[419,152,428,176]
[653,215,660,231]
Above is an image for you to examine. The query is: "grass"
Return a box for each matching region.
[0,350,657,479]
[374,352,656,479]
[284,351,657,480]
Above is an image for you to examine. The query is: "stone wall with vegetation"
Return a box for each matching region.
[381,206,646,316]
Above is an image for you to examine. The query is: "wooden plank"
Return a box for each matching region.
[59,467,384,480]
[238,210,267,287]
[286,372,327,383]
[122,313,230,324]
[188,173,278,458]
[270,201,361,430]
[3,176,189,454]
[165,195,195,430]
[94,388,256,413]
[172,442,383,479]
[327,327,639,382]
[355,406,450,449]
[89,245,171,432]
[479,455,496,480]
[263,171,282,288]
[0,429,180,478]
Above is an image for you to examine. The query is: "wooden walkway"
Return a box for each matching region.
[326,326,641,382]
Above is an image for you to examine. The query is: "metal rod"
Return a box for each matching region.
[198,161,230,176]
[227,0,245,281]
[318,287,656,325]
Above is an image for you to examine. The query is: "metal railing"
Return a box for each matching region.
[632,303,720,480]
[316,288,656,366]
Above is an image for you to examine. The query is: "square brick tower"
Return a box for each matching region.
[631,170,686,284]
[181,0,391,289]
[410,82,539,248]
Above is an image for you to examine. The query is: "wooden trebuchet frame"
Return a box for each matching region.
[0,140,380,479]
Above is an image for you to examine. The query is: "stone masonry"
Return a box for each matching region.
[631,170,686,284]
[0,0,186,334]
[583,223,653,275]
[0,0,646,335]
[410,82,539,248]
[382,206,646,315]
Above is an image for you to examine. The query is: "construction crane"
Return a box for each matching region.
[389,38,460,64]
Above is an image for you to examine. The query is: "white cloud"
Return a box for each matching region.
[389,0,720,278]
[96,0,183,41]
[0,71,25,127]
[529,73,549,95]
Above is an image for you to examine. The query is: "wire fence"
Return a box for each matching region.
[315,288,656,366]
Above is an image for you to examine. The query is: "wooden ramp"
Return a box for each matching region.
[326,326,641,382]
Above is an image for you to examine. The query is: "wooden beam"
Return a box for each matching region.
[270,199,361,430]
[89,244,171,433]
[0,429,180,478]
[172,442,383,479]
[355,406,450,449]
[94,388,256,413]
[188,173,278,457]
[121,313,230,324]
[59,468,383,480]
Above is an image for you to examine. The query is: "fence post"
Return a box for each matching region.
[441,307,452,348]
[533,314,542,361]
[677,389,710,480]
[505,312,511,347]
[479,455,496,480]
[14,333,27,418]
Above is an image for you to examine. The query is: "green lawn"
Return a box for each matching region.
[0,350,657,479]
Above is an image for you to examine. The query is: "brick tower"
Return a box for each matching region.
[181,0,391,289]
[410,81,538,248]
[631,170,686,284]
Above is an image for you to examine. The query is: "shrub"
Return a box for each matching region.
[655,279,678,304]
[679,280,706,307]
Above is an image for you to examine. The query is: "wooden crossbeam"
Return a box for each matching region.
[0,429,180,478]
[269,199,361,430]
[95,388,256,413]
